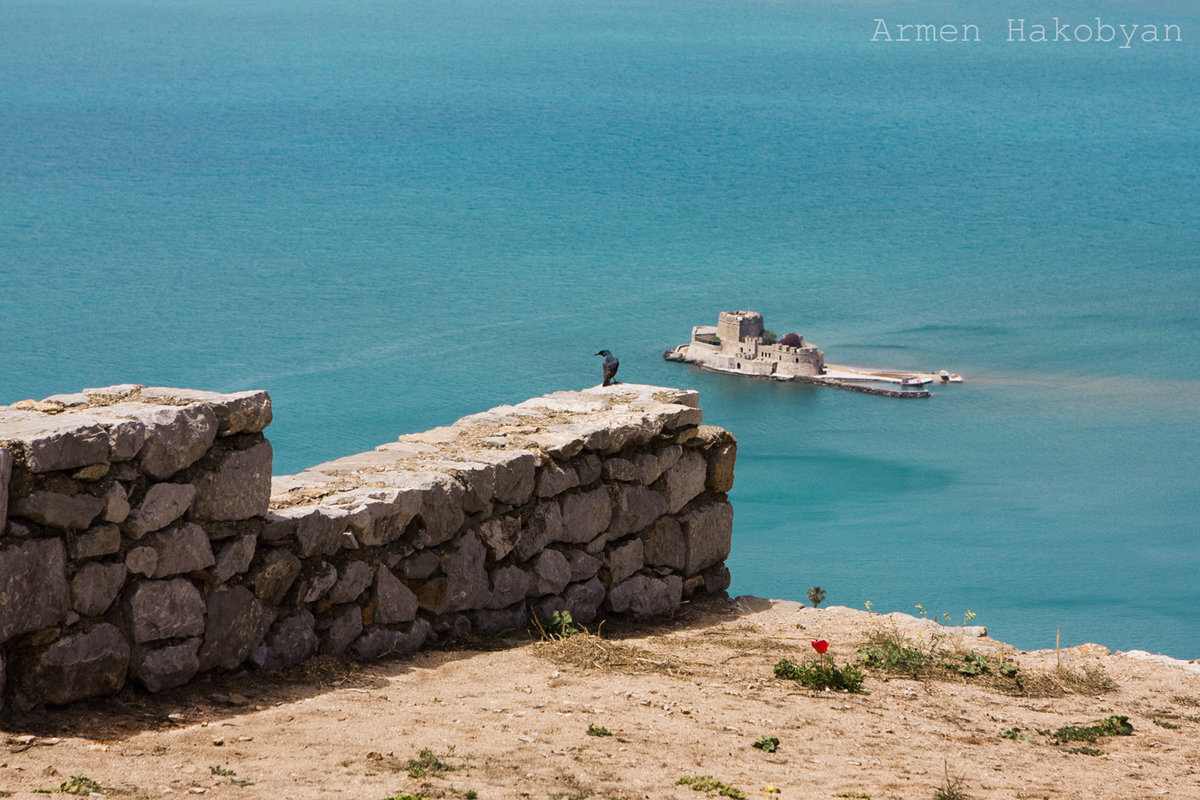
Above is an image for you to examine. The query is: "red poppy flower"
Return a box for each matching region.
[811,640,829,655]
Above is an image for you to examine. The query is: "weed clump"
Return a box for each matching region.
[1041,715,1132,744]
[677,776,747,799]
[752,735,779,752]
[57,776,101,795]
[403,747,457,779]
[587,723,613,737]
[774,657,866,694]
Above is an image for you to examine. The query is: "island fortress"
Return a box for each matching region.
[666,311,826,379]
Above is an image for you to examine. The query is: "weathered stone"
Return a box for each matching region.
[261,511,298,543]
[417,534,488,614]
[69,523,122,559]
[125,578,205,643]
[0,652,5,714]
[125,546,158,577]
[212,534,257,582]
[536,461,579,498]
[10,489,104,531]
[602,457,639,482]
[101,482,131,523]
[318,604,363,656]
[132,638,200,692]
[472,603,527,636]
[654,450,707,514]
[487,564,530,609]
[606,484,668,540]
[632,452,663,484]
[574,453,601,485]
[43,392,90,407]
[251,610,317,670]
[145,522,215,578]
[0,538,69,643]
[0,448,10,533]
[680,500,734,576]
[559,487,612,544]
[525,549,571,597]
[189,439,272,520]
[82,384,143,404]
[655,444,682,474]
[277,506,347,558]
[329,560,375,604]
[0,416,109,473]
[124,403,218,479]
[125,482,196,538]
[606,574,681,617]
[564,549,602,582]
[101,418,147,461]
[198,586,272,671]
[348,618,430,661]
[391,552,434,583]
[373,567,419,624]
[299,561,339,604]
[16,623,129,706]
[72,462,110,481]
[703,564,731,595]
[696,426,737,493]
[137,388,272,436]
[641,516,685,570]
[368,472,465,547]
[251,549,302,605]
[563,577,606,623]
[71,561,127,617]
[606,538,644,585]
[514,500,563,561]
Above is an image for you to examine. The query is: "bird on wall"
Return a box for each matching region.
[595,350,619,386]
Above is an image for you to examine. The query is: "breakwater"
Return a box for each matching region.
[0,384,735,711]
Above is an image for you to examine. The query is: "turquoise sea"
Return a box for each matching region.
[3,0,1198,656]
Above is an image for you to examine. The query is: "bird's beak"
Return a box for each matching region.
[594,352,602,356]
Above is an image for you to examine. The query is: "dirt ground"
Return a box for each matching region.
[3,596,1199,800]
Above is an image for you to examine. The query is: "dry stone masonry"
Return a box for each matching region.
[0,383,735,711]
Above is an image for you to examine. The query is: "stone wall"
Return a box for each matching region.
[0,383,735,711]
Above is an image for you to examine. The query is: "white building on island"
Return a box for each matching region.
[666,310,826,379]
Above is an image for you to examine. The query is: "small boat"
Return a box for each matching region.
[938,370,964,383]
[900,376,932,387]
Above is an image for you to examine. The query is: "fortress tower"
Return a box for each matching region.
[716,311,763,348]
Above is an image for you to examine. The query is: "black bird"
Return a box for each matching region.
[595,350,619,386]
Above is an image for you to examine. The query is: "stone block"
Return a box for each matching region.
[374,566,419,624]
[212,534,257,583]
[0,538,69,643]
[0,447,10,533]
[125,482,196,538]
[69,523,122,560]
[472,603,527,636]
[0,416,110,473]
[475,516,519,561]
[198,586,272,671]
[125,546,158,577]
[703,564,732,595]
[697,426,737,493]
[102,418,147,462]
[119,403,218,479]
[189,439,272,520]
[348,618,430,661]
[125,578,206,643]
[641,517,685,571]
[632,452,663,484]
[101,482,131,524]
[132,638,200,692]
[487,564,530,609]
[370,471,465,547]
[654,450,707,514]
[514,500,563,561]
[145,522,215,578]
[42,392,90,407]
[72,462,110,481]
[299,561,339,604]
[560,487,612,544]
[564,549,602,582]
[251,610,317,670]
[525,549,570,597]
[318,604,363,656]
[10,490,105,531]
[251,548,302,605]
[278,506,348,558]
[606,484,668,539]
[606,574,682,618]
[536,461,579,498]
[15,623,129,706]
[606,538,644,585]
[82,384,142,403]
[656,443,682,474]
[680,499,734,576]
[602,457,639,482]
[329,560,375,604]
[575,453,602,485]
[563,577,606,624]
[136,388,272,436]
[71,561,127,617]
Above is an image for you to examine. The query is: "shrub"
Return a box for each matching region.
[761,330,778,345]
[779,333,803,347]
[774,657,866,694]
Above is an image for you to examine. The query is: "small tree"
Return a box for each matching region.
[780,332,803,347]
[807,586,826,607]
[761,330,778,345]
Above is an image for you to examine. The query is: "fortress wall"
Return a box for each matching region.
[0,384,735,711]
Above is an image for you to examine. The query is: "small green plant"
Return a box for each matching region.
[677,776,747,799]
[807,586,826,607]
[404,747,456,779]
[57,776,101,795]
[931,764,970,800]
[547,610,581,639]
[587,723,613,737]
[1041,715,1133,744]
[1153,718,1181,729]
[151,745,167,755]
[858,625,934,679]
[382,794,428,800]
[835,794,871,799]
[1065,746,1105,756]
[957,652,990,676]
[774,656,866,694]
[210,766,236,776]
[464,792,478,799]
[751,735,779,753]
[1000,727,1031,741]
